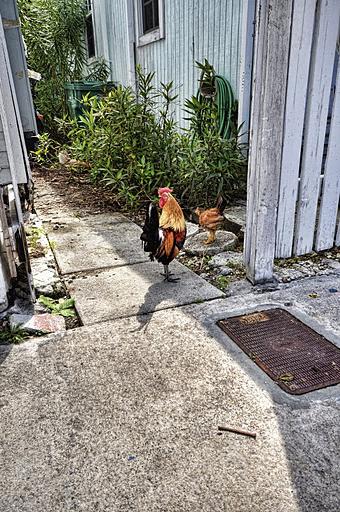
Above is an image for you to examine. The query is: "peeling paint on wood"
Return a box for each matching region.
[245,0,293,283]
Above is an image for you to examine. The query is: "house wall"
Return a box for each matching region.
[92,0,244,127]
[0,8,34,310]
[92,0,131,86]
[0,0,37,136]
[0,117,11,185]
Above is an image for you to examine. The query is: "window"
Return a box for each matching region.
[86,0,95,58]
[137,0,164,47]
[142,0,159,34]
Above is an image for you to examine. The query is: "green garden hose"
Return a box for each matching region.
[214,75,235,139]
[198,74,235,139]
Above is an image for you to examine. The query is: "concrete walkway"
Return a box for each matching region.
[0,182,340,512]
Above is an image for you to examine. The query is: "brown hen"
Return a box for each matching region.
[195,196,226,244]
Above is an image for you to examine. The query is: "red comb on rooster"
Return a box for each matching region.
[140,187,186,282]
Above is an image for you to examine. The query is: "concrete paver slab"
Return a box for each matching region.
[48,219,148,274]
[69,260,224,324]
[43,212,129,229]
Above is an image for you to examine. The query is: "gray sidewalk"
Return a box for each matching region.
[0,182,339,512]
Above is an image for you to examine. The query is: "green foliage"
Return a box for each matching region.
[184,59,218,138]
[214,275,231,291]
[0,325,29,345]
[38,296,76,317]
[85,58,111,82]
[178,128,246,206]
[55,65,246,210]
[18,0,87,133]
[184,59,238,140]
[32,132,60,164]
[26,225,47,257]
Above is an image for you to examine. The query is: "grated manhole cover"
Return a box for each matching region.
[218,308,340,394]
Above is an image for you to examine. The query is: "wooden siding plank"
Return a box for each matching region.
[316,60,340,250]
[294,0,340,255]
[275,0,316,258]
[0,15,28,187]
[237,0,255,143]
[0,151,9,167]
[0,117,11,184]
[0,16,23,218]
[126,0,136,89]
[245,0,293,283]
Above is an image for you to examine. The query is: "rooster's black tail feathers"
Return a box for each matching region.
[140,203,160,258]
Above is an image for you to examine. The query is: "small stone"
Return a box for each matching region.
[325,260,340,270]
[220,267,233,276]
[9,313,66,334]
[223,205,246,234]
[186,221,200,238]
[209,252,243,268]
[185,232,238,256]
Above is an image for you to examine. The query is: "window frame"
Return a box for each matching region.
[135,0,165,47]
[86,0,96,60]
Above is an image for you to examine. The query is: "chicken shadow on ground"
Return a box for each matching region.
[0,344,12,366]
[134,279,177,332]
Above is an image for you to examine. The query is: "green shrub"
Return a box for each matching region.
[18,0,87,134]
[54,65,246,210]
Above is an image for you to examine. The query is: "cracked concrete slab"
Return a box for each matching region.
[1,287,339,512]
[68,260,224,324]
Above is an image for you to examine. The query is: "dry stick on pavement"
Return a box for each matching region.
[218,425,257,439]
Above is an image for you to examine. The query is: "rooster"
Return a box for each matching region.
[195,196,226,244]
[140,187,186,282]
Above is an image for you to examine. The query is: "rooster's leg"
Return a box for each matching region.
[163,264,180,283]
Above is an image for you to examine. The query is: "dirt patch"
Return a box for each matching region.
[32,166,145,224]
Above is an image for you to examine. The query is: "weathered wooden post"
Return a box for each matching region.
[244,0,293,284]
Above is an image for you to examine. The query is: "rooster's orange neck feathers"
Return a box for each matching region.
[159,194,186,232]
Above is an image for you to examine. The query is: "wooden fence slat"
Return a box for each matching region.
[294,0,340,255]
[244,0,268,278]
[245,0,292,283]
[275,0,316,258]
[336,209,340,247]
[315,60,340,250]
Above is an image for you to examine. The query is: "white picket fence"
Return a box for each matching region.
[276,0,340,258]
[245,0,340,283]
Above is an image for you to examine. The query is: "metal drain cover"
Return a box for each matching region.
[218,308,340,394]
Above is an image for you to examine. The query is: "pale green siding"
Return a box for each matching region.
[92,0,244,126]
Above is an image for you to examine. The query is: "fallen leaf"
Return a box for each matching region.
[278,372,295,382]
